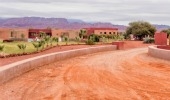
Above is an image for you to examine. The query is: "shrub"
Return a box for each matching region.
[0,45,5,52]
[32,42,42,51]
[44,36,51,47]
[88,34,100,42]
[143,37,155,43]
[52,37,59,45]
[17,44,26,53]
[86,36,95,45]
[63,36,69,45]
[75,37,80,44]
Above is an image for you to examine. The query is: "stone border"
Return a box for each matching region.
[0,45,116,84]
[148,45,170,61]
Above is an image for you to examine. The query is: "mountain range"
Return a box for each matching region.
[0,17,169,31]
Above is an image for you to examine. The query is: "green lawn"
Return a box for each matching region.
[0,41,85,55]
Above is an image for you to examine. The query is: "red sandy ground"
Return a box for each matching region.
[1,41,170,99]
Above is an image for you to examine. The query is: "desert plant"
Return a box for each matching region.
[52,37,59,46]
[63,36,69,45]
[143,37,155,43]
[75,37,80,44]
[117,34,125,41]
[32,42,42,52]
[100,36,107,43]
[86,36,95,45]
[39,40,46,49]
[17,44,26,54]
[21,33,25,41]
[44,35,51,47]
[0,45,5,52]
[39,32,47,39]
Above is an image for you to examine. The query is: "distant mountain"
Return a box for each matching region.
[153,24,170,31]
[0,17,169,31]
[0,17,126,30]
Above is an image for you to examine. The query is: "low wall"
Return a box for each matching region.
[0,45,116,84]
[148,45,170,60]
[157,45,170,50]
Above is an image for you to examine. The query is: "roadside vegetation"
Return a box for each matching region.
[1,21,159,58]
[126,21,156,41]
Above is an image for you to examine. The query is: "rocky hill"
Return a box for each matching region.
[0,17,169,31]
[0,17,126,30]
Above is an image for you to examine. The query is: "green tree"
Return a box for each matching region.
[126,21,156,40]
[79,29,86,39]
[17,44,26,54]
[161,28,170,37]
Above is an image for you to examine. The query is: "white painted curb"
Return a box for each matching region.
[148,45,170,61]
[0,45,116,84]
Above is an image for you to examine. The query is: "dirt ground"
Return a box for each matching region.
[1,41,170,99]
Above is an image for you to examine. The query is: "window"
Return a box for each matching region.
[113,32,115,34]
[104,32,106,34]
[100,32,102,34]
[109,32,112,34]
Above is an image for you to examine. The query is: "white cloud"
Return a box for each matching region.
[0,0,170,25]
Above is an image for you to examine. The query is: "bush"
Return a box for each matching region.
[88,34,100,42]
[143,37,154,43]
[86,39,95,45]
[0,45,5,52]
[86,36,95,45]
[17,44,26,53]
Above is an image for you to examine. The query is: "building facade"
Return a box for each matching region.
[83,28,119,36]
[0,28,79,41]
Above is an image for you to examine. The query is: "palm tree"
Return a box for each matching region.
[79,29,86,39]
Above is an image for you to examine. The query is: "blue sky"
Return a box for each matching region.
[0,0,170,25]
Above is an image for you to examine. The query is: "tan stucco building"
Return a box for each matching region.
[83,28,119,36]
[0,28,79,41]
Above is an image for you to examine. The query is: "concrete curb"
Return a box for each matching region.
[148,45,170,61]
[0,45,116,84]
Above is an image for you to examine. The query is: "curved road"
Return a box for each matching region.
[0,48,170,99]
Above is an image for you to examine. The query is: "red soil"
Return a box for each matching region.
[2,41,167,100]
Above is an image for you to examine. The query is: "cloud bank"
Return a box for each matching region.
[0,0,170,25]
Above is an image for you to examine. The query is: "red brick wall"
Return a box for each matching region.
[154,32,167,45]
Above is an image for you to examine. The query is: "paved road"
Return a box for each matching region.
[0,48,170,100]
